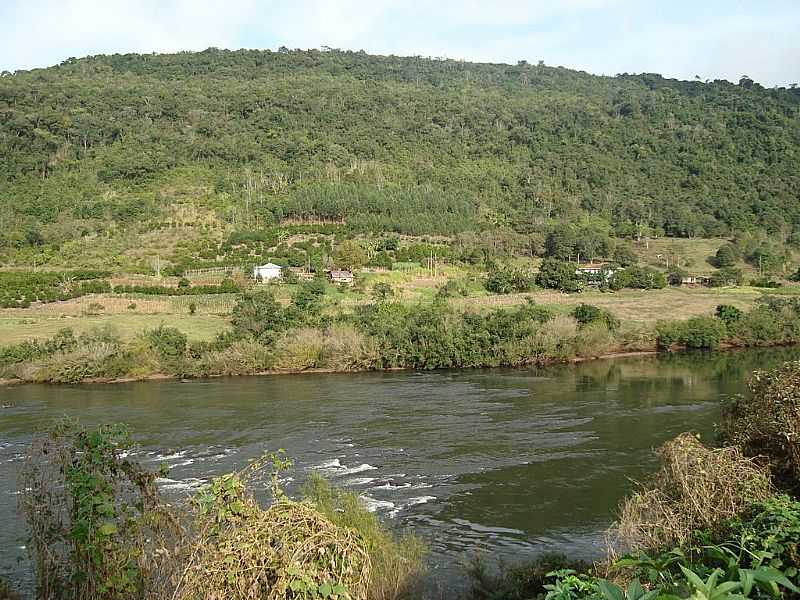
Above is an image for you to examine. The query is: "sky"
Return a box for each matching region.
[1,0,798,87]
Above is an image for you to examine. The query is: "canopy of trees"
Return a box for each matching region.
[1,47,799,254]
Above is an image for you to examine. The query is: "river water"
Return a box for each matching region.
[2,347,798,596]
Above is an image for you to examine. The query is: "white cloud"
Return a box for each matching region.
[1,0,797,86]
[2,0,258,69]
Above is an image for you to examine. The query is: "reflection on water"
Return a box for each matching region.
[2,347,799,593]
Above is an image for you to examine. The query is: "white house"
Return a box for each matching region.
[576,263,618,284]
[253,263,283,281]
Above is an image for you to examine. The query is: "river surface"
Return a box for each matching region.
[2,347,799,597]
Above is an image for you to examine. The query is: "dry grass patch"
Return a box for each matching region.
[612,433,773,554]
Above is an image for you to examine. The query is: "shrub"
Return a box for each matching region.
[436,279,469,299]
[36,333,129,383]
[231,291,290,343]
[609,265,666,290]
[19,420,179,599]
[522,315,579,363]
[656,317,726,350]
[0,328,76,367]
[715,304,743,327]
[728,301,800,346]
[613,433,773,553]
[571,303,620,331]
[486,268,535,294]
[19,423,416,600]
[574,322,617,358]
[709,267,743,287]
[613,243,639,267]
[144,325,187,365]
[303,474,425,600]
[194,339,274,376]
[667,267,689,286]
[750,277,782,288]
[274,327,325,369]
[177,456,371,600]
[318,324,379,371]
[719,361,800,493]
[713,243,739,268]
[717,495,800,577]
[372,282,395,302]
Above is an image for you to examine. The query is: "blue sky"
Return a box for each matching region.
[1,0,798,86]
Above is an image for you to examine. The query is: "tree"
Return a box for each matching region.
[536,259,583,292]
[610,265,666,290]
[231,291,288,343]
[613,243,638,267]
[291,280,326,316]
[485,268,535,294]
[713,244,739,268]
[715,304,742,327]
[333,240,367,271]
[544,229,577,261]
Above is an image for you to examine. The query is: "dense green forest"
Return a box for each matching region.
[1,47,799,259]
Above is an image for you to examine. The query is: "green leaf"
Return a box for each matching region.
[748,567,800,593]
[680,565,707,592]
[318,582,333,597]
[627,578,645,600]
[597,580,625,600]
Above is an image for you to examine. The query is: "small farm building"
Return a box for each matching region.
[253,263,283,280]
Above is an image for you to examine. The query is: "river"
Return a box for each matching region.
[2,347,798,596]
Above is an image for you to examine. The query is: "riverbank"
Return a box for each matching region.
[3,292,799,386]
[3,343,795,388]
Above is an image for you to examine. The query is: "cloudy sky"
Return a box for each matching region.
[1,0,798,86]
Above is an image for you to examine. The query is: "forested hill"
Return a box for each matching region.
[1,47,800,251]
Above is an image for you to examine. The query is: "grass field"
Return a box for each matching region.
[2,255,796,348]
[0,311,230,345]
[453,286,772,323]
[0,285,774,346]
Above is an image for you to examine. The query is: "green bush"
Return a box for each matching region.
[609,265,667,290]
[656,317,726,350]
[709,267,744,287]
[750,278,782,288]
[536,259,584,293]
[0,328,77,367]
[571,303,620,331]
[717,495,800,578]
[715,304,743,327]
[144,325,188,365]
[485,268,536,294]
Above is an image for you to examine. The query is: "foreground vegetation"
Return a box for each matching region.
[15,420,424,600]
